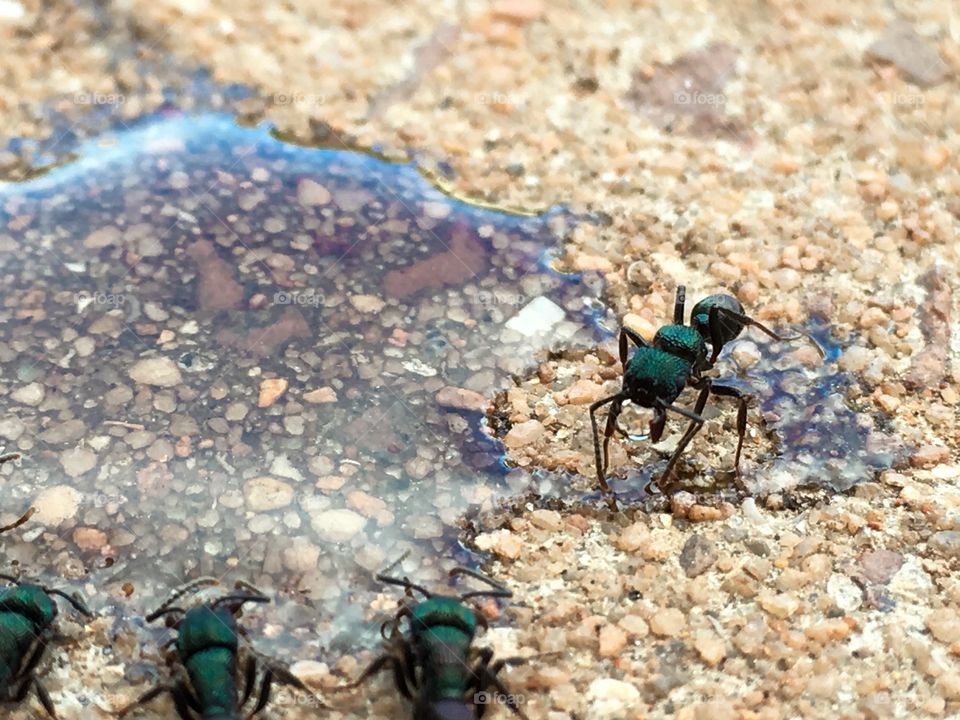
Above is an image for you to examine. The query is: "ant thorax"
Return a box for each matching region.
[652,324,708,367]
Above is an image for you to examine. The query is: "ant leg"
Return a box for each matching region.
[649,406,666,443]
[601,398,624,478]
[471,649,529,720]
[113,685,175,718]
[334,651,414,700]
[240,654,257,706]
[589,393,623,495]
[244,668,274,719]
[656,386,711,491]
[708,383,751,489]
[673,285,686,324]
[34,681,58,719]
[14,636,48,682]
[170,683,199,720]
[10,638,53,714]
[9,649,55,719]
[618,327,648,364]
[399,637,418,691]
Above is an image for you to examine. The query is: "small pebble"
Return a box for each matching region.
[11,382,45,406]
[529,509,563,532]
[759,592,800,618]
[349,294,385,313]
[289,660,330,688]
[693,630,726,666]
[435,386,488,411]
[805,618,852,644]
[258,378,289,407]
[33,485,81,524]
[128,357,183,387]
[503,420,544,448]
[598,624,627,657]
[563,379,604,405]
[650,608,686,637]
[858,549,903,583]
[615,522,649,552]
[243,476,294,511]
[492,0,545,24]
[586,678,640,718]
[926,609,960,644]
[282,539,321,573]
[910,444,949,468]
[311,509,367,542]
[73,527,108,551]
[60,447,97,477]
[303,387,338,404]
[679,534,718,578]
[929,531,960,559]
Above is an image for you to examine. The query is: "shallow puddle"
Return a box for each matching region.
[592,322,904,504]
[0,112,604,659]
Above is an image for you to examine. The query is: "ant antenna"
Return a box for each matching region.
[147,577,221,621]
[449,567,512,601]
[374,551,433,599]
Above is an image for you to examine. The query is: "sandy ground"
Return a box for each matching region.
[1,0,959,718]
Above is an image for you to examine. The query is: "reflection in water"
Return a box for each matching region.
[0,112,604,658]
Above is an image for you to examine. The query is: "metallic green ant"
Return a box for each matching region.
[339,555,528,720]
[115,578,313,720]
[0,511,94,719]
[591,285,823,506]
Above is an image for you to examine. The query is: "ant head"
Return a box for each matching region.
[0,575,92,624]
[690,294,745,348]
